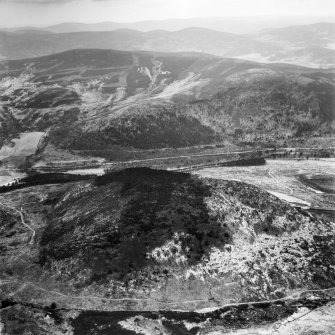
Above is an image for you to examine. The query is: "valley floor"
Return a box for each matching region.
[195,158,335,217]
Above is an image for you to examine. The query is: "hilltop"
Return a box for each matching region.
[1,167,335,333]
[1,168,335,307]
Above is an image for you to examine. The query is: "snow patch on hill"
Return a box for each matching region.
[216,303,335,335]
[119,315,169,335]
[268,191,311,206]
[147,232,188,264]
[154,72,209,99]
[0,131,45,157]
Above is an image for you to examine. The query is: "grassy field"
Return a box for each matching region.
[194,158,335,211]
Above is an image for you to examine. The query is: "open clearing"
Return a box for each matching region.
[0,132,44,157]
[0,169,26,186]
[194,159,335,210]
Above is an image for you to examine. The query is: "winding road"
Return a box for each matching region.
[267,169,294,196]
[1,278,335,313]
[0,201,35,245]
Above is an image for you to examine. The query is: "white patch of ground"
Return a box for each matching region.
[114,87,127,102]
[138,66,152,80]
[153,72,209,99]
[276,57,333,68]
[224,67,280,85]
[66,168,105,175]
[69,80,107,106]
[118,315,169,335]
[235,51,334,68]
[0,132,45,157]
[267,191,311,206]
[0,169,26,186]
[326,42,335,50]
[184,209,326,300]
[183,319,209,331]
[208,303,335,334]
[233,53,272,63]
[196,306,219,313]
[194,158,335,208]
[148,60,170,90]
[0,72,36,96]
[147,232,188,264]
[306,186,324,194]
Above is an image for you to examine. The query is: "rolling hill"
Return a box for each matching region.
[1,167,335,333]
[0,49,334,166]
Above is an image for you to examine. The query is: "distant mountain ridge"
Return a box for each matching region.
[3,16,335,34]
[1,23,335,67]
[256,22,335,47]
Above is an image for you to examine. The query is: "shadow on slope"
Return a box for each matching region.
[39,168,228,284]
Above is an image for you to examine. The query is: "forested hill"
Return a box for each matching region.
[0,49,334,163]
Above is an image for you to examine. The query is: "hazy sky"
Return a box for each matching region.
[0,0,334,27]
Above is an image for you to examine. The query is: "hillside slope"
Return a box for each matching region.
[1,168,335,313]
[0,49,334,165]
